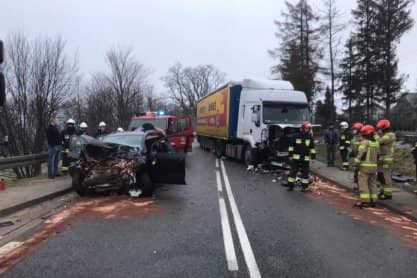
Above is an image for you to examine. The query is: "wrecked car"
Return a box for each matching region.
[68,131,186,197]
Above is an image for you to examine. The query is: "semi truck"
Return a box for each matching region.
[196,79,310,166]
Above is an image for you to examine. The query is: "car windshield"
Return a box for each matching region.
[129,119,167,131]
[102,133,145,149]
[263,102,309,124]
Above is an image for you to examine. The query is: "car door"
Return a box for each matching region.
[148,139,186,184]
[168,116,193,152]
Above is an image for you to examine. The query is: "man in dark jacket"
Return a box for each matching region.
[46,117,62,179]
[324,125,338,167]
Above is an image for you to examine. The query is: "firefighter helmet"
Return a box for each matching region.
[301,121,312,132]
[352,122,363,131]
[340,121,349,130]
[80,122,88,128]
[360,125,376,136]
[117,127,124,132]
[376,119,391,131]
[66,118,75,125]
[99,121,106,128]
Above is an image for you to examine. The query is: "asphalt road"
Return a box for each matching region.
[3,147,417,278]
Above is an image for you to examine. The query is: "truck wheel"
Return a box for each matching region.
[215,141,225,158]
[72,171,89,196]
[243,145,257,167]
[137,173,154,197]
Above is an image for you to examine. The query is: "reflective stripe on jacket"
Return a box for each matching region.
[377,132,396,165]
[354,139,379,174]
[288,132,316,162]
[339,130,351,151]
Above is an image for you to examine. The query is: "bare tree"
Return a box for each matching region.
[0,32,78,177]
[162,63,226,114]
[104,48,149,128]
[320,0,346,124]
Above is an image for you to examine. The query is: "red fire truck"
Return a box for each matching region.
[128,112,194,153]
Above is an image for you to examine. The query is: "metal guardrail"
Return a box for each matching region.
[0,153,48,170]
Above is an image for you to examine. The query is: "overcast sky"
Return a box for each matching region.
[2,0,417,96]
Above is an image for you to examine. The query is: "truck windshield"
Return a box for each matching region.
[129,119,167,131]
[263,102,309,124]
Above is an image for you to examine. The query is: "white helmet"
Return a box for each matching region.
[117,127,124,132]
[67,118,75,125]
[99,121,106,128]
[340,121,349,130]
[80,122,88,128]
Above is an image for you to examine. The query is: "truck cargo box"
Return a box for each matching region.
[196,85,241,140]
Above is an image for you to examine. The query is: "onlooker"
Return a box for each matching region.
[324,124,338,167]
[46,117,62,179]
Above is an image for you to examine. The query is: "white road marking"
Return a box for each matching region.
[215,158,219,168]
[220,160,262,278]
[216,162,239,271]
[0,241,23,258]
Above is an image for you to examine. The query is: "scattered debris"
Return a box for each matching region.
[272,179,277,183]
[246,165,254,171]
[128,189,142,198]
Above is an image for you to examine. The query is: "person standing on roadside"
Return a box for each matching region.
[353,125,380,208]
[350,122,364,191]
[376,119,396,200]
[339,121,351,170]
[324,124,338,167]
[46,117,62,179]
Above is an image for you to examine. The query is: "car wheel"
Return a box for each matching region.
[137,173,154,197]
[72,171,89,196]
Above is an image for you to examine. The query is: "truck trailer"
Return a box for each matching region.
[196,79,309,166]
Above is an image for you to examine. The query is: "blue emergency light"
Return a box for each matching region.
[158,111,165,116]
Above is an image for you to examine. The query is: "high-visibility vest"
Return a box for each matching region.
[377,132,396,165]
[354,140,379,173]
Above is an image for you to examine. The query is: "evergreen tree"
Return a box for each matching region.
[315,86,336,127]
[270,0,321,107]
[339,36,362,123]
[374,0,414,117]
[351,0,381,122]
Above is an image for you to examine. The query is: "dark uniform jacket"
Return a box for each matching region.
[61,128,76,150]
[288,132,316,162]
[339,129,351,151]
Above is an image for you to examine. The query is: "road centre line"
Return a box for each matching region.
[215,158,219,168]
[216,167,239,271]
[220,160,262,278]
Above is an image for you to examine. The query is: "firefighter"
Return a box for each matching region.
[376,119,396,200]
[339,121,351,170]
[78,122,88,135]
[353,125,380,208]
[287,121,316,192]
[61,118,77,174]
[350,122,364,191]
[95,121,108,139]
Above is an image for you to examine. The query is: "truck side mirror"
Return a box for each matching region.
[0,40,5,106]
